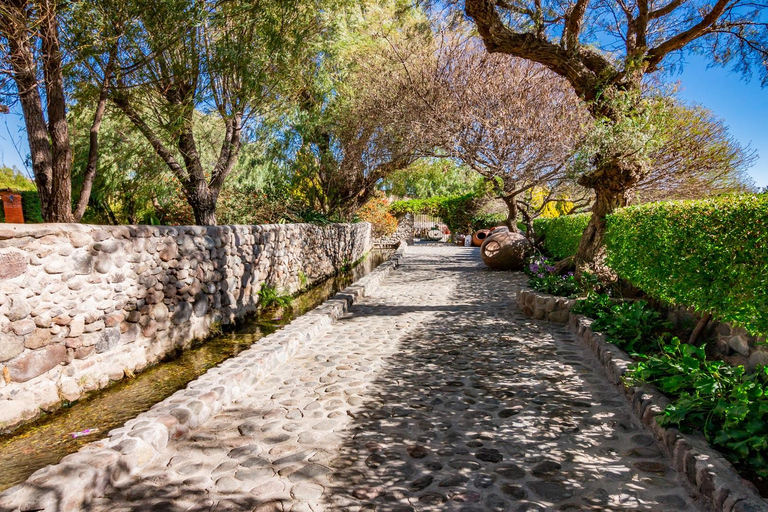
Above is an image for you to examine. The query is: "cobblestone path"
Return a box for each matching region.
[92,245,698,512]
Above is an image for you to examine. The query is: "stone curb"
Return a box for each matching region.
[515,288,577,323]
[518,286,767,511]
[0,242,408,512]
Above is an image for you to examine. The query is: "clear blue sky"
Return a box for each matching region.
[1,53,766,187]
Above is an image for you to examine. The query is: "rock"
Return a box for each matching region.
[11,319,36,336]
[0,250,27,279]
[68,316,85,338]
[193,293,209,317]
[172,302,192,325]
[7,296,31,321]
[6,345,67,382]
[24,329,53,349]
[71,252,93,275]
[528,481,573,501]
[43,259,67,274]
[69,231,92,248]
[475,448,503,463]
[159,243,178,262]
[152,303,169,322]
[748,350,768,372]
[0,332,24,362]
[93,240,119,253]
[409,475,433,491]
[95,328,121,354]
[531,460,561,477]
[94,254,112,274]
[495,464,526,479]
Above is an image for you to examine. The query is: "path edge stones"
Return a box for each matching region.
[0,242,408,512]
[516,286,768,512]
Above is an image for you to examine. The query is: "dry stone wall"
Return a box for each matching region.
[0,222,371,432]
[375,213,414,247]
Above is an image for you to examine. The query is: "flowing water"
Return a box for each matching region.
[0,249,393,492]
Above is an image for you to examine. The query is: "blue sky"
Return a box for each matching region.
[1,53,766,187]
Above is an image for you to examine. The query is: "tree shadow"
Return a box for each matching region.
[323,258,695,511]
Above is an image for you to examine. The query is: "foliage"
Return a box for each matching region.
[606,195,768,338]
[357,197,398,238]
[20,191,44,223]
[216,185,291,226]
[591,300,669,354]
[264,0,431,219]
[389,193,488,234]
[257,284,292,310]
[381,160,483,199]
[524,256,579,297]
[0,167,36,191]
[626,337,768,477]
[469,212,507,231]
[532,213,590,260]
[572,292,613,318]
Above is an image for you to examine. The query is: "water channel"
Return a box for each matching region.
[0,249,393,492]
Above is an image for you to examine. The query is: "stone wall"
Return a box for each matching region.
[375,213,414,247]
[0,222,371,432]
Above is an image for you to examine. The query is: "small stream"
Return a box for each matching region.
[0,249,393,493]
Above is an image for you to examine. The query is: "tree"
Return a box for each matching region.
[0,165,35,190]
[632,102,757,202]
[464,0,768,275]
[380,159,484,199]
[389,34,590,232]
[267,0,432,219]
[0,0,120,222]
[107,0,331,225]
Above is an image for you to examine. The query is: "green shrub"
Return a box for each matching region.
[532,213,590,260]
[626,337,768,476]
[591,300,670,353]
[524,255,579,297]
[257,284,292,309]
[606,195,768,338]
[571,292,613,318]
[20,191,43,223]
[389,193,485,234]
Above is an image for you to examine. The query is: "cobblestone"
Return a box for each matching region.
[91,245,698,511]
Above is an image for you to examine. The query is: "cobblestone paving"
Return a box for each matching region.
[91,245,699,512]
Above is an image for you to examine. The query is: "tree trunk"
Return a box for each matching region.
[39,2,73,223]
[184,182,218,226]
[501,195,520,233]
[575,159,640,280]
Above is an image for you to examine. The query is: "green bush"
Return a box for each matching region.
[606,195,768,338]
[626,337,768,476]
[389,193,485,234]
[532,213,590,260]
[20,191,43,223]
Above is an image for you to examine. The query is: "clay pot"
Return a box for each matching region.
[480,229,532,270]
[472,229,491,247]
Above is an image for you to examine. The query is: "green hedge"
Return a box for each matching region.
[533,213,590,260]
[389,193,484,234]
[20,191,44,223]
[606,195,768,337]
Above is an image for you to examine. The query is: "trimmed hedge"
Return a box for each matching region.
[20,191,44,223]
[538,196,768,336]
[533,213,590,260]
[389,194,483,234]
[606,195,768,337]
